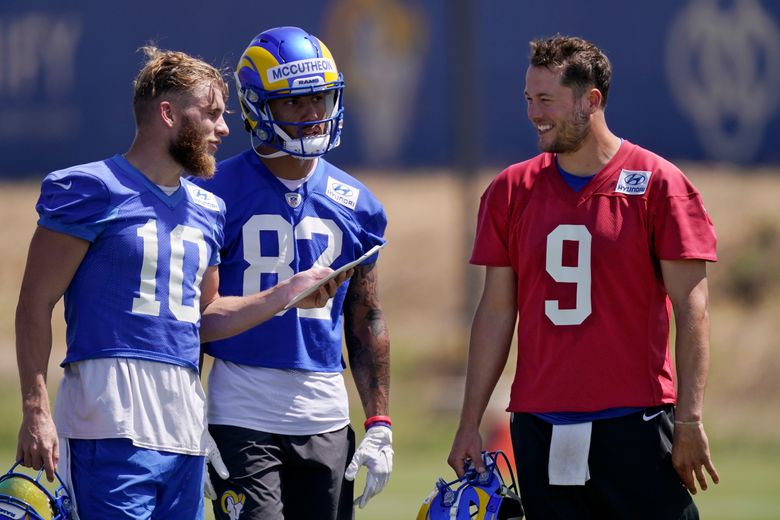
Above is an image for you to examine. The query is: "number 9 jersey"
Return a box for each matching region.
[192,149,387,371]
[471,141,717,413]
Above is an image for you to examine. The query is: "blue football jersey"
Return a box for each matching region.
[37,155,225,371]
[192,150,387,371]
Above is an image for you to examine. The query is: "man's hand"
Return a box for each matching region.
[448,425,485,478]
[204,431,229,500]
[672,422,719,494]
[288,267,354,309]
[17,409,59,482]
[344,425,393,508]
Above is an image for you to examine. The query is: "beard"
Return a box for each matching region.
[169,116,216,179]
[539,107,590,154]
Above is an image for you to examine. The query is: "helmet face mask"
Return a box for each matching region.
[417,451,524,520]
[235,26,345,159]
[0,463,72,520]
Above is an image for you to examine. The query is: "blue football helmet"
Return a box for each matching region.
[0,462,72,520]
[235,26,345,158]
[417,451,524,520]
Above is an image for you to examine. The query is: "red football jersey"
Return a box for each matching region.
[471,141,717,413]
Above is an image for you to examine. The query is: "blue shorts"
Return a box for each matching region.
[68,438,205,520]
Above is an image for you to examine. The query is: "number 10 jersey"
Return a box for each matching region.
[36,155,225,371]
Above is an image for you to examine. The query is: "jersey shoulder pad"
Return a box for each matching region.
[37,160,113,239]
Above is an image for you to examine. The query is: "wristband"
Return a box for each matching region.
[364,415,392,431]
[674,420,702,426]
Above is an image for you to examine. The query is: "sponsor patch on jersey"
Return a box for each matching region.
[325,176,360,210]
[285,192,303,208]
[185,184,221,211]
[615,169,652,195]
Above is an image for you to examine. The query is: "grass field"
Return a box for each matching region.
[1,375,778,519]
[1,167,779,518]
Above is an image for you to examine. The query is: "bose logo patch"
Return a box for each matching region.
[186,184,221,211]
[615,169,652,195]
[325,176,360,210]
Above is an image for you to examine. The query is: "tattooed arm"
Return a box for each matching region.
[344,263,390,418]
[343,262,392,507]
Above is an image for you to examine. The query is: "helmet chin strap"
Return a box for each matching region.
[249,123,330,159]
[249,131,289,159]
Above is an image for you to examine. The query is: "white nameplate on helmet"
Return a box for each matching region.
[615,169,652,195]
[0,502,28,519]
[267,58,335,83]
[325,176,360,210]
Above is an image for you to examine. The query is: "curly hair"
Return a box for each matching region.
[132,45,229,124]
[529,35,612,107]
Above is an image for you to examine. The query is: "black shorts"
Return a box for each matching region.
[207,424,355,520]
[509,406,699,520]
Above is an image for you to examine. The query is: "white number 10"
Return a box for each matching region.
[545,224,592,326]
[132,219,207,324]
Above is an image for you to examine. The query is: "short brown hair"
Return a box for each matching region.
[529,35,612,107]
[132,45,229,124]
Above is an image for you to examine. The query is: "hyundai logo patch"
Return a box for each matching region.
[615,169,652,195]
[325,176,360,209]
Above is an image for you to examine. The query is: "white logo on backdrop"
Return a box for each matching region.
[666,0,780,163]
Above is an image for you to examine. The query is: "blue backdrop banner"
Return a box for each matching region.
[1,0,778,176]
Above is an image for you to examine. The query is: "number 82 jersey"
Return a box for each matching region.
[193,150,387,372]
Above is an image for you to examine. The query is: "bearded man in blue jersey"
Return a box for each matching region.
[191,27,392,520]
[15,45,348,520]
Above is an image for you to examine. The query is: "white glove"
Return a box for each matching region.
[204,431,230,500]
[344,425,393,508]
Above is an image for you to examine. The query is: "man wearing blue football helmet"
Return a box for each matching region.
[235,27,345,159]
[193,26,391,520]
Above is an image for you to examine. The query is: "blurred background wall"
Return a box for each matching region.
[0,0,778,176]
[1,1,780,518]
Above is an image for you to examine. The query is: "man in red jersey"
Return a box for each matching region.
[448,35,719,519]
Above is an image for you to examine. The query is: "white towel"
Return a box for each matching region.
[548,422,592,485]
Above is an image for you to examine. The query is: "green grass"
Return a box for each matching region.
[2,377,779,519]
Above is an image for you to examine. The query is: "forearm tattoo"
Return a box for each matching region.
[344,263,390,415]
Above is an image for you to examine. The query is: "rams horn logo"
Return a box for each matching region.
[220,490,246,520]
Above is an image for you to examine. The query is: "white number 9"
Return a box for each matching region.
[545,224,591,326]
